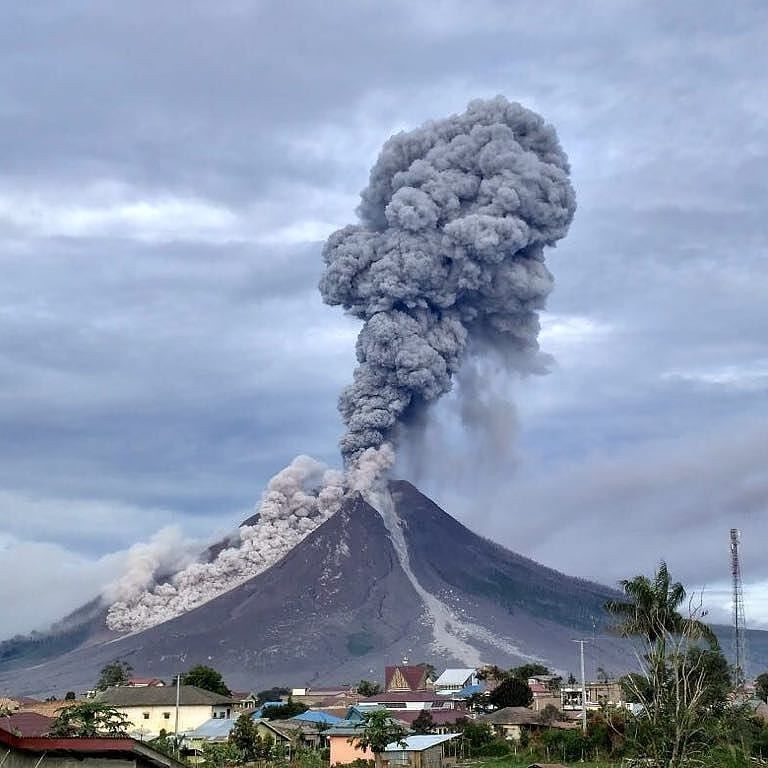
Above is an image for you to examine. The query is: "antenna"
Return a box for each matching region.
[730,528,747,689]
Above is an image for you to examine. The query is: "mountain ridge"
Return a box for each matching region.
[1,482,763,697]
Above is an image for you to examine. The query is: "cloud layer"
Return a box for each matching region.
[0,0,766,635]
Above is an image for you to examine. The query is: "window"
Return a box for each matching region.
[143,713,150,720]
[163,712,171,720]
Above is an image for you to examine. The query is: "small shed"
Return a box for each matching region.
[383,733,461,768]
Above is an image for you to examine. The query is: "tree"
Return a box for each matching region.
[64,691,76,701]
[49,701,130,737]
[540,703,561,725]
[201,741,239,768]
[96,660,133,691]
[357,680,381,697]
[180,665,231,696]
[605,564,727,768]
[509,663,550,681]
[605,560,718,655]
[229,712,261,762]
[488,677,533,709]
[455,719,494,754]
[256,687,290,705]
[755,672,768,703]
[411,710,434,734]
[349,709,408,768]
[260,700,308,720]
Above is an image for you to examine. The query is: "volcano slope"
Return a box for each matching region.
[0,482,748,697]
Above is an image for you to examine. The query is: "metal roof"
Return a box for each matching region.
[186,718,237,740]
[99,685,233,707]
[433,669,476,687]
[384,734,461,752]
[290,711,342,725]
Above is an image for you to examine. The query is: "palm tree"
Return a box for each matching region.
[605,561,718,654]
[348,709,408,768]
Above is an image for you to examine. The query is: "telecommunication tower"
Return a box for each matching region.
[730,528,747,689]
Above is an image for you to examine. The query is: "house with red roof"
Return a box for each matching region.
[0,726,186,768]
[0,712,54,737]
[384,664,435,693]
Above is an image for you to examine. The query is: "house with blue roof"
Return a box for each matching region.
[290,710,343,726]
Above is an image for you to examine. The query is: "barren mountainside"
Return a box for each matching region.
[1,482,764,697]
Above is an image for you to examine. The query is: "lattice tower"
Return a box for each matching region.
[730,528,747,689]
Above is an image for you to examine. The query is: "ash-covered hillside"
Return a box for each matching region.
[0,481,639,697]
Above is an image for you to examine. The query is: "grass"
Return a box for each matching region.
[469,757,620,768]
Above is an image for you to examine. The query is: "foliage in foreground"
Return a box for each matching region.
[49,701,130,737]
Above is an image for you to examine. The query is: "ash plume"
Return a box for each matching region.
[320,96,576,462]
[104,96,575,634]
[105,448,392,632]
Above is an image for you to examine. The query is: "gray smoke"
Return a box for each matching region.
[320,96,576,462]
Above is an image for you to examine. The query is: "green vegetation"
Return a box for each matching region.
[261,700,309,720]
[488,677,533,709]
[347,709,408,768]
[603,561,767,767]
[411,709,434,734]
[180,664,231,696]
[256,686,290,705]
[356,679,381,696]
[49,701,130,737]
[96,659,133,691]
[756,671,768,703]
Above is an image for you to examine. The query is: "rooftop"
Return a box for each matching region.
[358,691,448,704]
[384,734,461,752]
[99,685,233,707]
[0,712,54,737]
[433,669,476,687]
[0,728,187,768]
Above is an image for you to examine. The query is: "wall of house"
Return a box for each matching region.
[329,735,372,765]
[117,705,215,737]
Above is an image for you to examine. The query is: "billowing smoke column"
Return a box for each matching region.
[105,97,575,635]
[320,96,576,461]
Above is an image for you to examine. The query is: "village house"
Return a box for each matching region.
[560,679,625,714]
[0,721,186,768]
[433,669,478,694]
[289,687,357,709]
[381,734,461,768]
[357,691,464,713]
[477,707,578,742]
[98,684,233,739]
[528,680,561,713]
[0,712,54,738]
[126,678,166,688]
[385,664,435,693]
[326,710,412,765]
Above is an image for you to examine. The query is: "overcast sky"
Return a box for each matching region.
[0,0,766,638]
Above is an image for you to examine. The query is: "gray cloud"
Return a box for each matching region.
[0,0,766,635]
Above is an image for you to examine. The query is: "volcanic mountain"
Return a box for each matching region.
[0,482,760,697]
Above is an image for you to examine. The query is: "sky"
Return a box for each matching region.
[0,0,766,638]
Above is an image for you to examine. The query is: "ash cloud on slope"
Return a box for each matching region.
[320,96,576,462]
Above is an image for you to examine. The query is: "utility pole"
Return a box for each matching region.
[572,639,589,733]
[174,673,181,755]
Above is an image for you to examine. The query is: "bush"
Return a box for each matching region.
[475,739,511,757]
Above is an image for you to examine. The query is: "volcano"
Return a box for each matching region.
[0,482,758,698]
